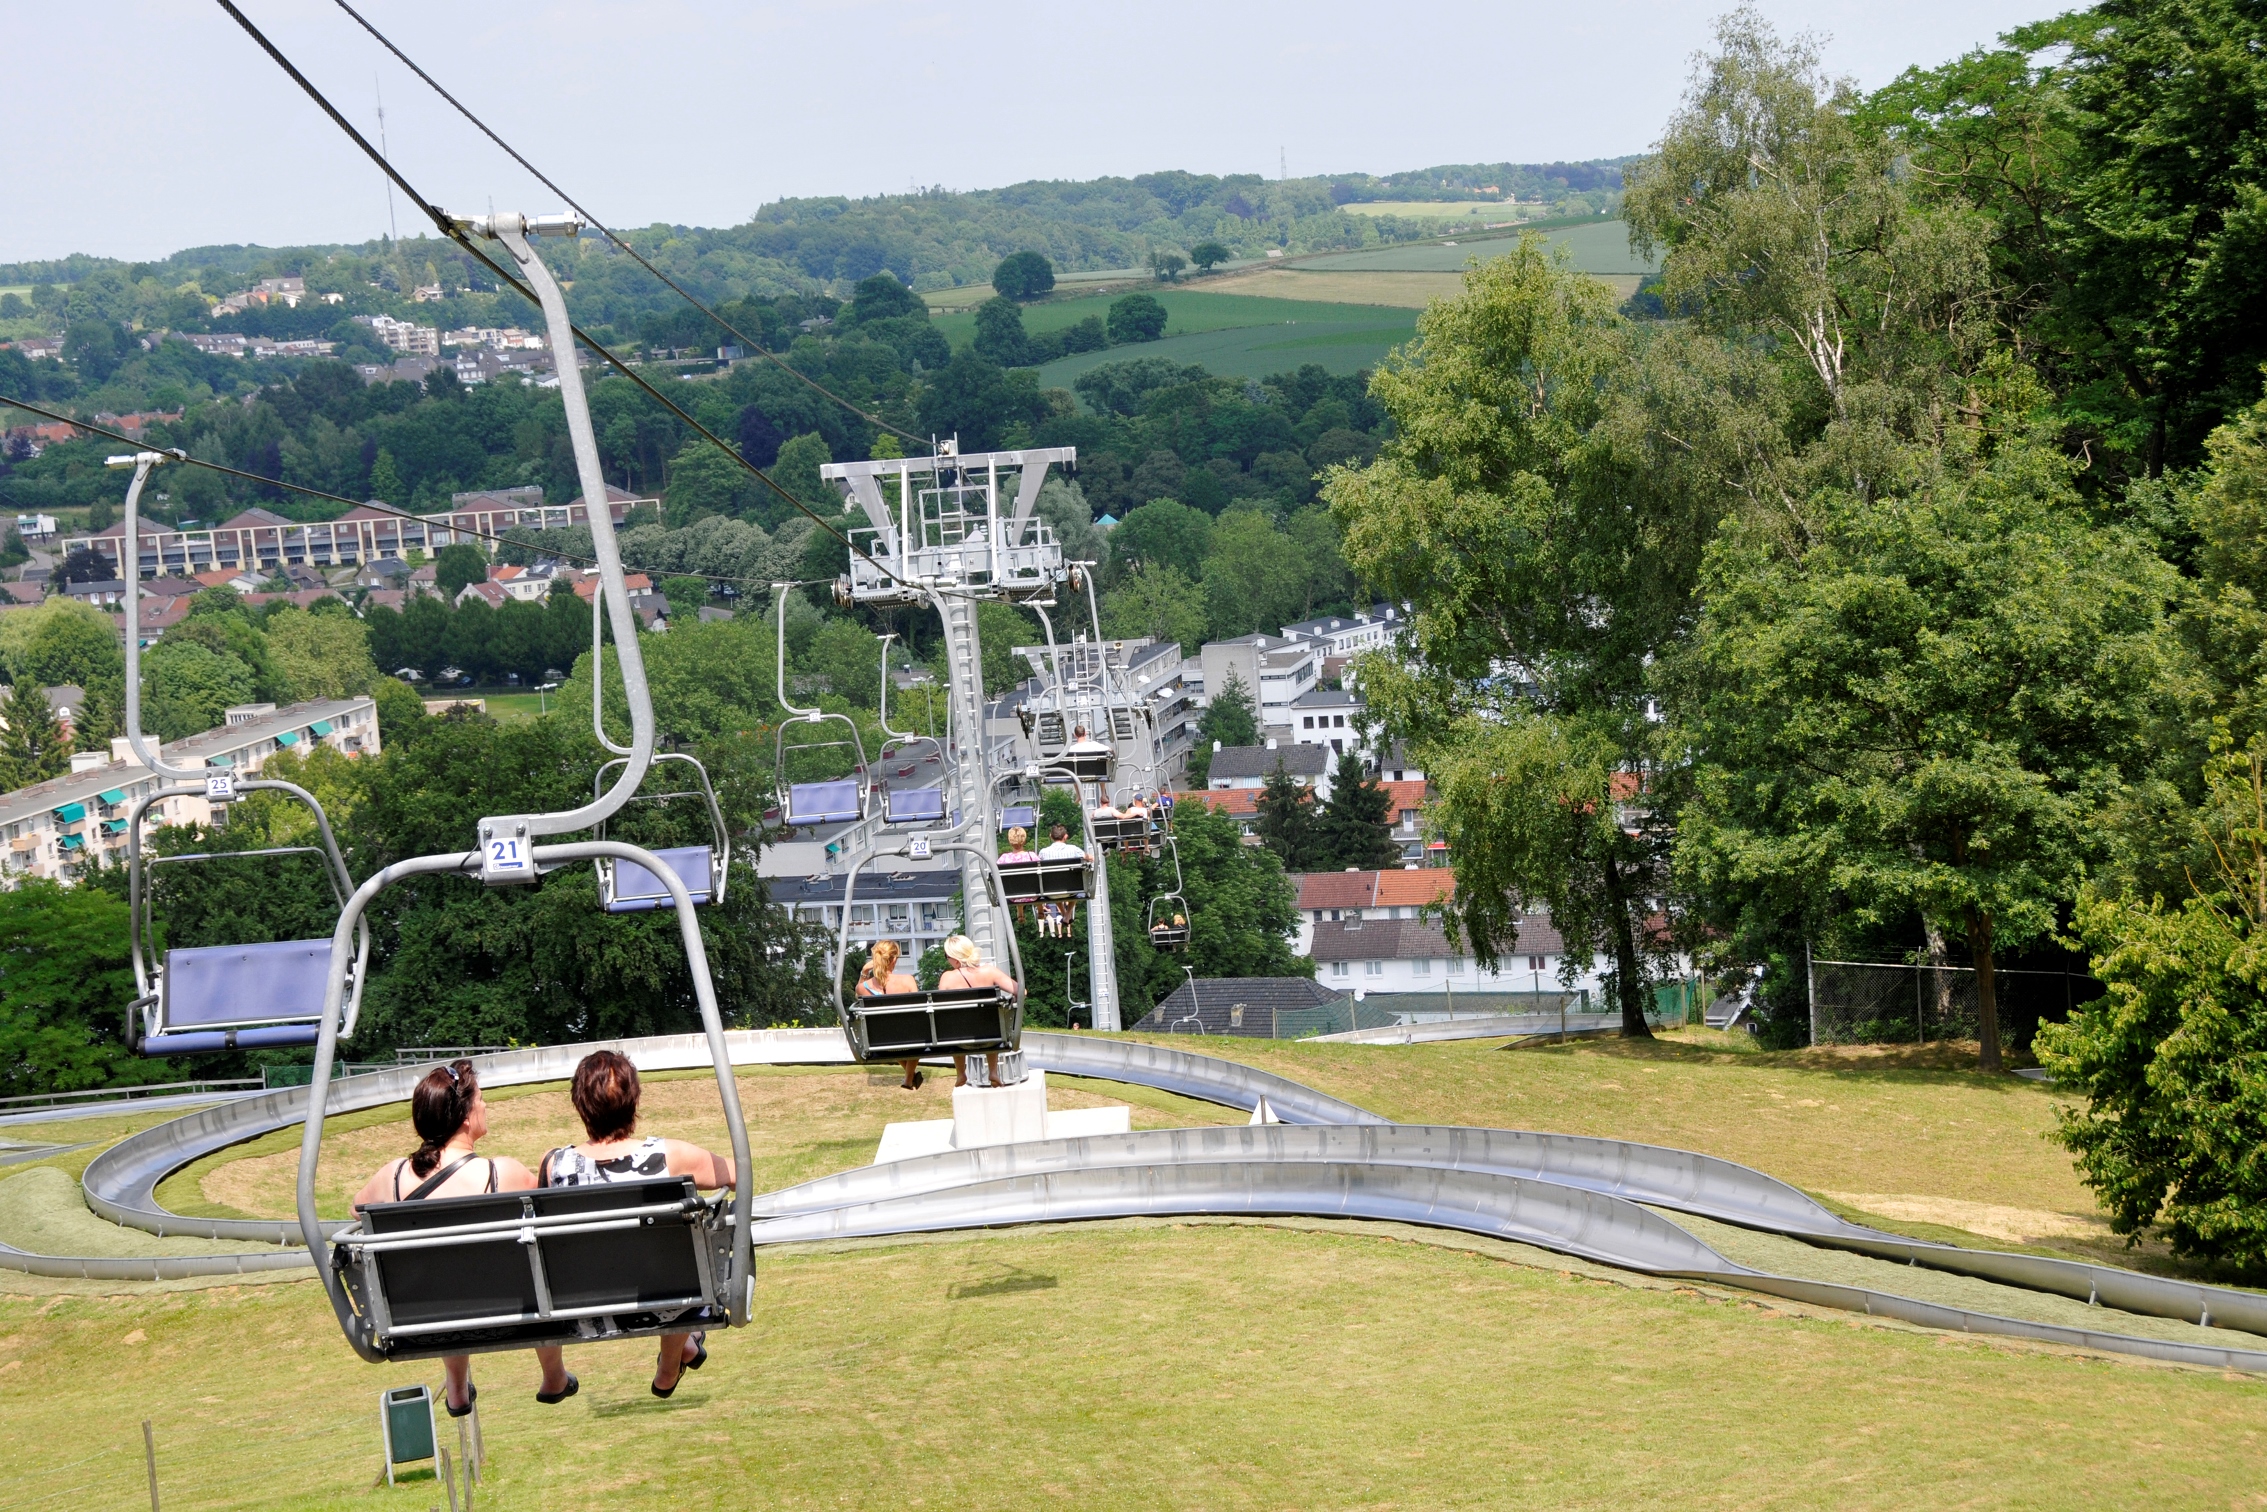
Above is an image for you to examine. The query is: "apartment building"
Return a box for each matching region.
[60,487,656,578]
[0,696,380,885]
[1197,634,1317,738]
[1286,684,1368,762]
[1288,866,1457,952]
[771,872,963,969]
[983,636,1198,792]
[1277,603,1402,660]
[1308,912,1599,998]
[1205,741,1331,798]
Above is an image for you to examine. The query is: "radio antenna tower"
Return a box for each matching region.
[375,78,399,243]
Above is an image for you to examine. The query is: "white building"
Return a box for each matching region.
[1308,914,1605,1001]
[0,696,381,886]
[1198,633,1318,739]
[1277,603,1403,660]
[1286,684,1368,763]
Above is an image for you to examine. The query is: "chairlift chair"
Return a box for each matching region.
[1146,893,1191,952]
[772,582,873,828]
[126,780,374,1056]
[882,785,948,824]
[996,853,1092,903]
[592,753,730,913]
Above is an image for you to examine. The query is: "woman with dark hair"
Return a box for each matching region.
[541,1049,737,1398]
[351,1060,576,1412]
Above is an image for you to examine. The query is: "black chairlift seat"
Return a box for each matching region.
[331,1176,736,1361]
[997,855,1091,902]
[842,986,1021,1062]
[1090,813,1159,852]
[1147,922,1191,951]
[1053,740,1114,783]
[883,785,947,824]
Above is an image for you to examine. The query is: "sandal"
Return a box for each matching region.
[680,1332,708,1372]
[445,1382,477,1418]
[535,1373,578,1405]
[901,1072,924,1090]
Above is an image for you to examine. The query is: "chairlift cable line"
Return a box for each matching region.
[326,0,930,447]
[209,0,917,595]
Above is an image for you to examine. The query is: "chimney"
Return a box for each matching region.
[1212,740,1221,753]
[70,751,108,774]
[1265,737,1277,750]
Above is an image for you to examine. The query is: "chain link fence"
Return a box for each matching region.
[1808,958,2102,1051]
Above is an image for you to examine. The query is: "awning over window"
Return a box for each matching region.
[102,819,128,835]
[309,720,334,737]
[206,756,234,768]
[100,789,125,805]
[277,731,301,746]
[59,834,83,850]
[54,802,86,823]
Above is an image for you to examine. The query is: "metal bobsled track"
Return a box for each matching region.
[13,1030,2267,1372]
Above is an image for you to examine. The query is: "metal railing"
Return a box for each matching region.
[1807,957,2103,1049]
[0,1079,262,1110]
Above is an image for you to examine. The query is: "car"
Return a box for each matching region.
[923,754,940,763]
[896,765,915,777]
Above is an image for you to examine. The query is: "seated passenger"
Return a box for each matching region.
[351,1061,573,1413]
[1037,823,1089,926]
[938,933,1023,1086]
[998,826,1039,864]
[541,1050,738,1399]
[1150,912,1187,944]
[858,940,925,1091]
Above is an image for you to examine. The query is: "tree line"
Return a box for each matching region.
[1325,3,2267,1275]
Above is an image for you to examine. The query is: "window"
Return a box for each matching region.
[1333,715,1346,728]
[1302,716,1314,729]
[1312,909,1323,922]
[1448,958,1467,976]
[1528,955,1547,972]
[1365,960,1383,976]
[1397,906,1413,919]
[1331,960,1350,978]
[1412,957,1431,977]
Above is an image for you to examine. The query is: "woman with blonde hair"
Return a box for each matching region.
[858,939,924,1089]
[938,933,1022,1085]
[351,1061,574,1412]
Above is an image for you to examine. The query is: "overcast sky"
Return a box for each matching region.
[3,0,2066,265]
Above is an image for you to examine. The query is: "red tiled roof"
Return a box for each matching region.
[1173,788,1257,817]
[1375,869,1456,907]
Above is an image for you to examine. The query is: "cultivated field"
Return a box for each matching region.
[1336,199,1538,220]
[6,1033,2264,1510]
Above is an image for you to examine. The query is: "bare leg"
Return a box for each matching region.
[535,1345,568,1397]
[954,1054,968,1087]
[985,1052,1001,1083]
[653,1331,689,1393]
[442,1354,472,1412]
[900,1058,921,1089]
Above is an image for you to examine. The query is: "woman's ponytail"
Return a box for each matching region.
[407,1061,479,1177]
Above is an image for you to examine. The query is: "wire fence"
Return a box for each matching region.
[1808,958,2103,1050]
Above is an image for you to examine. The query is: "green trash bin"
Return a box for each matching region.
[380,1384,437,1485]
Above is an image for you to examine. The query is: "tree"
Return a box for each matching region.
[770,432,835,512]
[1202,508,1303,640]
[1,597,120,689]
[369,448,408,506]
[1101,564,1208,655]
[665,436,760,521]
[1148,249,1188,283]
[977,602,1037,696]
[54,547,112,585]
[972,296,1032,367]
[1674,444,2178,1069]
[434,543,487,600]
[1107,498,1211,579]
[1325,240,1691,1038]
[1315,750,1400,870]
[1254,760,1325,870]
[142,639,256,740]
[1106,798,1309,1020]
[2037,730,2267,1270]
[1108,293,1168,344]
[1188,669,1258,787]
[846,273,924,326]
[1189,241,1231,274]
[0,878,138,1094]
[264,605,378,701]
[0,679,71,786]
[914,350,1049,452]
[992,251,1056,301]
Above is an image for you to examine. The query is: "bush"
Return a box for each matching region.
[992,251,1056,301]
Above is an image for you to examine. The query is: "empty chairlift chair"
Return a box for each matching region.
[882,784,947,824]
[592,753,730,913]
[775,711,871,828]
[127,781,372,1055]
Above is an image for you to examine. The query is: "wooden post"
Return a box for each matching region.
[142,1420,160,1512]
[441,1448,459,1512]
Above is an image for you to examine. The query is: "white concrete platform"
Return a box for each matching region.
[873,1070,1131,1164]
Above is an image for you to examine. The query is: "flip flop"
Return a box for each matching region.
[680,1332,708,1372]
[535,1373,578,1405]
[445,1382,477,1418]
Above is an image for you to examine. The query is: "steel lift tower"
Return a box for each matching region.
[819,445,1135,1029]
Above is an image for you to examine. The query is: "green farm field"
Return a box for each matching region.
[6,1032,2267,1508]
[1301,217,1658,276]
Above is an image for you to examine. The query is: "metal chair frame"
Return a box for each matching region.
[592,753,730,912]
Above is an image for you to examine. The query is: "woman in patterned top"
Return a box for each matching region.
[540,1050,738,1398]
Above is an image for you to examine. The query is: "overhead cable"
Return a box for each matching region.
[208,0,904,592]
[328,0,929,447]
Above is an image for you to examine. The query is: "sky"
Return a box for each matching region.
[1,0,2068,265]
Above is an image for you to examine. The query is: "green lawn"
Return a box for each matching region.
[1298,217,1658,276]
[9,1034,2267,1507]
